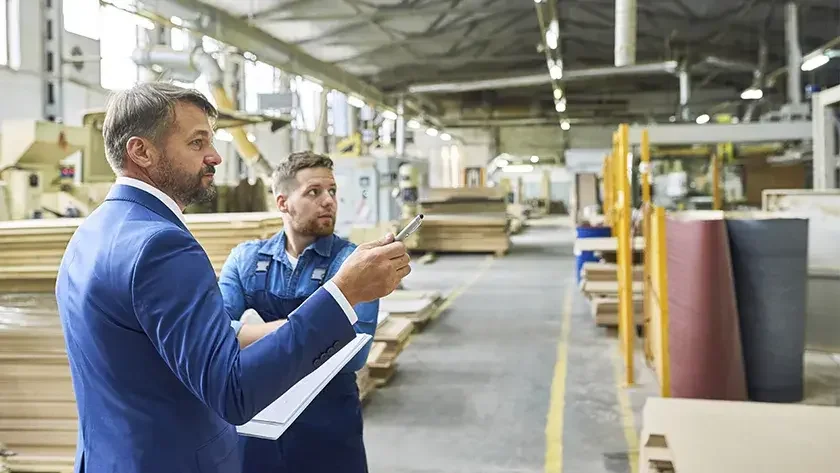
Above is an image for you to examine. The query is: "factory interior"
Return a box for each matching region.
[3,0,840,472]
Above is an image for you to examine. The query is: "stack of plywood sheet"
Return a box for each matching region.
[578,262,644,327]
[380,289,446,330]
[410,188,510,256]
[355,365,375,403]
[0,213,284,293]
[638,397,840,473]
[410,214,510,256]
[0,294,77,470]
[366,312,413,386]
[182,212,284,272]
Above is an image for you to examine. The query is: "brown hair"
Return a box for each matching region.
[271,151,334,196]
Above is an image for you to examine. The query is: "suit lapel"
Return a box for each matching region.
[104,184,189,232]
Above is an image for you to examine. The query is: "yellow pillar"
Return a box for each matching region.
[616,124,634,386]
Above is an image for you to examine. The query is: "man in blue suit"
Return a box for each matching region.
[219,151,378,473]
[55,82,411,473]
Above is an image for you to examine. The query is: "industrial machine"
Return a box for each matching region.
[330,155,429,237]
[0,106,291,221]
[0,119,99,220]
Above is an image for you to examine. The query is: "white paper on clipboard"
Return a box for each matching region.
[236,333,371,440]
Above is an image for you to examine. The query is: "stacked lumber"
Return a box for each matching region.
[355,365,375,403]
[0,213,284,293]
[367,313,413,386]
[638,397,840,473]
[407,188,510,256]
[0,294,77,468]
[380,289,446,330]
[410,214,510,256]
[579,262,644,327]
[419,188,506,215]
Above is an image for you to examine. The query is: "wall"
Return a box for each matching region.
[498,166,572,205]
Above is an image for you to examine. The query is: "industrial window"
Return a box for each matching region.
[0,0,7,66]
[294,76,322,132]
[244,60,276,113]
[100,5,145,90]
[63,0,100,40]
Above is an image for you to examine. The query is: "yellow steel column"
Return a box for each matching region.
[711,154,722,210]
[616,124,634,386]
[655,207,671,397]
[640,130,653,365]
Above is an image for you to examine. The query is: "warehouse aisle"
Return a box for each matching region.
[363,220,652,473]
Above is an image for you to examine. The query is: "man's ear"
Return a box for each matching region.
[276,193,289,213]
[126,136,156,168]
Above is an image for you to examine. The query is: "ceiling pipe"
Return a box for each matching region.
[785,1,803,104]
[406,61,679,94]
[615,0,637,67]
[679,65,691,121]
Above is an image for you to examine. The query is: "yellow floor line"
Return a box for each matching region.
[430,255,495,319]
[612,349,640,473]
[544,283,573,473]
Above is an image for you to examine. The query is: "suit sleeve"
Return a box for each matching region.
[131,228,356,425]
[329,245,379,371]
[218,244,248,321]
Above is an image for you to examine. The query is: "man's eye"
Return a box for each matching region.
[191,140,203,148]
[308,189,318,196]
[329,189,337,196]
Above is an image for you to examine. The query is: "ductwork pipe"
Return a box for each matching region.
[615,0,637,67]
[132,45,272,176]
[785,2,803,104]
[679,67,691,121]
[406,61,679,94]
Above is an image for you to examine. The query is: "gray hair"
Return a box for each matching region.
[272,151,334,196]
[102,82,218,174]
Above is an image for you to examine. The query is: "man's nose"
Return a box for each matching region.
[205,148,222,166]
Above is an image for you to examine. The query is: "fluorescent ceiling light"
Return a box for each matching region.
[555,99,566,113]
[247,132,256,143]
[560,120,571,131]
[495,158,510,167]
[347,95,365,108]
[440,133,451,141]
[170,16,184,26]
[802,54,829,71]
[382,110,398,120]
[549,64,563,80]
[553,88,563,100]
[696,114,710,125]
[740,87,763,100]
[425,128,438,137]
[407,119,421,129]
[530,155,540,163]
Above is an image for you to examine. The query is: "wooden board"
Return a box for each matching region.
[638,397,840,473]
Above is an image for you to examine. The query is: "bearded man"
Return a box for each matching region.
[218,151,379,473]
[56,83,409,473]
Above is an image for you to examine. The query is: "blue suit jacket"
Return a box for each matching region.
[218,231,378,372]
[55,184,356,473]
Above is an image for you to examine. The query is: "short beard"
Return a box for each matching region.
[156,156,216,207]
[289,211,335,238]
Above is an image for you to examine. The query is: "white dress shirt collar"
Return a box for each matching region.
[114,176,187,226]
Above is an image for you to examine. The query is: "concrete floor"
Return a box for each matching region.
[361,218,840,473]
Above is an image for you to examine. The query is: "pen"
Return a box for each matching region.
[395,214,424,241]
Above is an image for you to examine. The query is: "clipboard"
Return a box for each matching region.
[236,333,371,440]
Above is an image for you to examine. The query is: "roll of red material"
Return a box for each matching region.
[665,213,748,401]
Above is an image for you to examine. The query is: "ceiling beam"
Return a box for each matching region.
[250,4,533,22]
[108,0,442,121]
